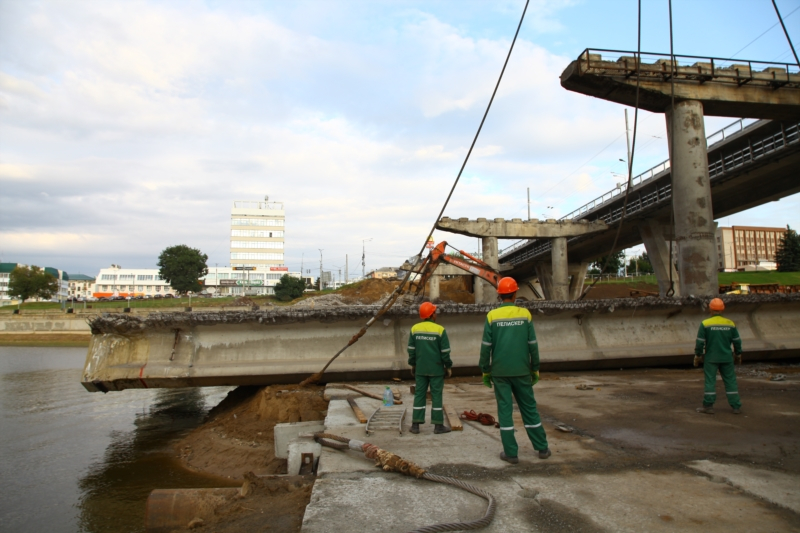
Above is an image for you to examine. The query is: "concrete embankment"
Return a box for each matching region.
[82,294,800,392]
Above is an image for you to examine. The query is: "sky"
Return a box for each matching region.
[1,0,799,279]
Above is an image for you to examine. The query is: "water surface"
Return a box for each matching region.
[0,346,235,533]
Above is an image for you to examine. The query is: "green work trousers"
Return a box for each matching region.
[413,374,444,424]
[703,362,741,409]
[493,375,548,457]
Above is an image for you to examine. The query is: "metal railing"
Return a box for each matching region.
[577,48,800,88]
[501,121,800,265]
[497,118,759,259]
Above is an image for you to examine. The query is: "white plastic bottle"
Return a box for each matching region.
[383,386,394,407]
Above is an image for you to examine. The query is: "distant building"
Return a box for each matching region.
[68,274,96,300]
[0,262,69,304]
[370,267,398,280]
[230,199,285,269]
[716,226,787,271]
[204,266,302,296]
[94,265,176,298]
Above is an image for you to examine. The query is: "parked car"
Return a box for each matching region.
[164,294,175,299]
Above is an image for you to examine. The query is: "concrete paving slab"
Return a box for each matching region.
[687,460,800,514]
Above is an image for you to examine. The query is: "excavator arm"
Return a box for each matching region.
[410,241,501,296]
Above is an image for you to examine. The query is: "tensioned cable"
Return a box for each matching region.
[772,0,800,67]
[665,0,677,297]
[730,4,800,59]
[301,0,530,385]
[578,0,643,300]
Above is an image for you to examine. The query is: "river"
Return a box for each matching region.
[0,346,237,533]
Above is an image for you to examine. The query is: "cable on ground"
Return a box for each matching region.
[300,0,530,386]
[314,432,497,532]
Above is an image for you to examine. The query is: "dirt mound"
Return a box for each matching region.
[582,281,661,300]
[232,296,257,307]
[338,278,401,305]
[439,276,475,304]
[176,385,328,480]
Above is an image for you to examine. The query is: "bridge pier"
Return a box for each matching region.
[534,262,554,300]
[639,219,681,297]
[476,236,499,304]
[428,274,441,301]
[551,237,570,301]
[568,262,590,300]
[666,100,719,297]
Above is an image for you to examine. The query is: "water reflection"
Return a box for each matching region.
[0,347,234,533]
[76,389,238,533]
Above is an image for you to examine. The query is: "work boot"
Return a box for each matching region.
[538,448,552,460]
[434,424,451,434]
[500,452,519,464]
[732,408,741,414]
[696,406,715,415]
[410,423,420,434]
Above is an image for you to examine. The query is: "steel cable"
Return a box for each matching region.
[314,432,497,532]
[578,0,643,300]
[300,1,530,385]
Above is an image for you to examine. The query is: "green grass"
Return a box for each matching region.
[592,271,800,286]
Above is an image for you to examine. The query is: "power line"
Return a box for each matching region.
[729,4,800,58]
[772,0,800,67]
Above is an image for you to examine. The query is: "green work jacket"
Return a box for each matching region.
[694,314,743,363]
[479,303,539,377]
[407,319,452,376]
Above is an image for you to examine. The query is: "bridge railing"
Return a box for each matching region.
[500,121,800,265]
[576,48,800,88]
[497,118,759,259]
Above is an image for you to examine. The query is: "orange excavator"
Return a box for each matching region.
[408,241,501,295]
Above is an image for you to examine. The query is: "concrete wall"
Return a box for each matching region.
[81,296,800,392]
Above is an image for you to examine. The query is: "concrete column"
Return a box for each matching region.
[477,236,499,304]
[551,237,569,301]
[568,262,590,301]
[428,275,440,301]
[639,219,681,297]
[666,100,719,296]
[534,262,554,300]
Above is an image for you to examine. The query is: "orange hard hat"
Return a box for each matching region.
[497,277,519,295]
[419,301,437,319]
[709,298,725,312]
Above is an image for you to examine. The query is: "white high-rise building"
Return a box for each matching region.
[230,198,285,269]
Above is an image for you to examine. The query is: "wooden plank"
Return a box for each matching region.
[346,397,368,423]
[443,404,463,431]
[342,384,403,404]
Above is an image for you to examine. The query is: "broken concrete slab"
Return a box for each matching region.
[274,421,325,459]
[687,460,800,514]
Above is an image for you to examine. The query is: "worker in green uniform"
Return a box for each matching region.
[480,277,550,464]
[408,301,453,435]
[695,297,743,415]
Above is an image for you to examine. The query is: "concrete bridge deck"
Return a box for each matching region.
[82,294,800,392]
[499,118,800,277]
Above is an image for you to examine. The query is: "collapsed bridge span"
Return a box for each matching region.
[82,294,800,392]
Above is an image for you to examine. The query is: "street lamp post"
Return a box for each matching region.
[319,249,324,290]
[362,238,372,279]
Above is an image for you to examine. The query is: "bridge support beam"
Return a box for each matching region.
[428,274,441,301]
[666,100,719,297]
[639,219,681,297]
[476,237,499,304]
[551,237,570,301]
[568,262,590,300]
[534,262,554,300]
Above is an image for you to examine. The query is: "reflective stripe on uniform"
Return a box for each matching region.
[499,427,515,431]
[441,348,451,353]
[704,392,716,395]
[413,406,426,409]
[481,341,492,346]
[432,408,442,411]
[732,337,741,341]
[528,340,537,344]
[408,346,415,350]
[697,338,705,342]
[726,391,739,395]
[524,423,541,428]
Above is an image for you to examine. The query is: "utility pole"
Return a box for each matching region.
[362,238,372,279]
[527,187,530,220]
[345,254,349,283]
[300,253,304,279]
[319,249,324,290]
[624,109,632,178]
